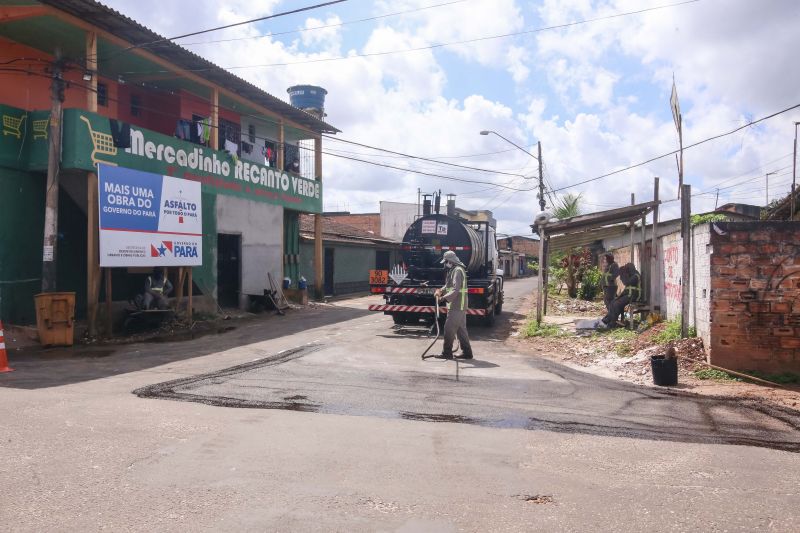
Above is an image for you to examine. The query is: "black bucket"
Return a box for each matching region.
[651,355,678,386]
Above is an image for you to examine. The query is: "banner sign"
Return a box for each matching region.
[61,109,323,213]
[98,164,203,267]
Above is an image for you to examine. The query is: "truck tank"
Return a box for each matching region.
[401,214,486,277]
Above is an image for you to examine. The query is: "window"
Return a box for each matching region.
[130,94,141,117]
[248,123,255,143]
[97,82,107,107]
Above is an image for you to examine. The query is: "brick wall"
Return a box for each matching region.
[324,214,381,236]
[709,222,800,373]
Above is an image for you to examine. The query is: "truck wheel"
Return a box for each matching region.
[482,305,495,327]
[495,300,503,315]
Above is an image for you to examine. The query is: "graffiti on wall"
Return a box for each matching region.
[663,243,682,305]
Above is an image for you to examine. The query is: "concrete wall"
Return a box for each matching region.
[299,241,401,296]
[216,196,283,297]
[380,201,417,241]
[708,222,800,373]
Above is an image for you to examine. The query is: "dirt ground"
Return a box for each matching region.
[508,292,800,413]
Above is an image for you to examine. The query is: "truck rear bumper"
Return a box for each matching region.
[367,304,487,315]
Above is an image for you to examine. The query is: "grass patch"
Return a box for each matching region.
[653,317,696,344]
[694,368,740,381]
[744,370,800,384]
[522,321,564,338]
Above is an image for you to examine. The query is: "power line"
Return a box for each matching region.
[174,0,470,47]
[115,0,701,74]
[99,0,348,61]
[552,102,800,193]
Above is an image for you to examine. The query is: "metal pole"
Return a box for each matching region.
[41,49,64,293]
[678,122,684,199]
[538,141,545,211]
[650,177,660,316]
[681,184,691,338]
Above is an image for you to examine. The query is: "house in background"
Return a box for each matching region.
[496,235,538,277]
[299,215,400,297]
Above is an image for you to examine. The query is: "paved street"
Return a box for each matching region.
[2,277,800,532]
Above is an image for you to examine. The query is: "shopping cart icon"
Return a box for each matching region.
[80,115,117,167]
[2,113,27,139]
[33,117,50,140]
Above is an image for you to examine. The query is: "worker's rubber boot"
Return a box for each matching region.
[456,352,473,360]
[434,352,453,359]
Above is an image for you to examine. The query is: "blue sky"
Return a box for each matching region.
[102,0,800,236]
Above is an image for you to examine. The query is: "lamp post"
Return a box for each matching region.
[479,130,545,212]
[766,171,778,207]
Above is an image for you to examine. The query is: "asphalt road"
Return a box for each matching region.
[2,277,800,531]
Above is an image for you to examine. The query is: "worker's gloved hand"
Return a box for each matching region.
[434,289,442,298]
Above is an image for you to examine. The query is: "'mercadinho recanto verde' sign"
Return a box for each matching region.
[60,109,322,213]
[98,164,203,267]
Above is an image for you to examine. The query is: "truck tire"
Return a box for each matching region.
[482,305,495,327]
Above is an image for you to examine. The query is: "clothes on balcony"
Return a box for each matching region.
[108,119,130,148]
[224,138,239,157]
[196,119,211,145]
[175,119,191,140]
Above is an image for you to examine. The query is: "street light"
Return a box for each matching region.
[766,171,778,206]
[479,130,545,211]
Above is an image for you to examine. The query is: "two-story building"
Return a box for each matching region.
[0,0,338,333]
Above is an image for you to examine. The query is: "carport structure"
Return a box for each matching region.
[531,179,661,323]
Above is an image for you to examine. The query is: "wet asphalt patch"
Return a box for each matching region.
[134,345,800,453]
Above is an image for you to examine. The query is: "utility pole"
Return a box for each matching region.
[792,122,798,219]
[537,141,545,212]
[41,49,65,293]
[766,171,777,207]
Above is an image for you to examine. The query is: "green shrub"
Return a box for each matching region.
[690,213,728,227]
[744,371,800,384]
[521,321,564,338]
[578,266,601,301]
[654,316,696,344]
[694,368,740,381]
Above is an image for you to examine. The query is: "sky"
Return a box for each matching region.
[100,0,800,237]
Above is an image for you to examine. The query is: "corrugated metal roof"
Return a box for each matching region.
[548,224,630,252]
[38,0,340,134]
[538,201,659,235]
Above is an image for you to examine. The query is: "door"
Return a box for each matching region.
[217,234,241,308]
[375,250,390,271]
[324,248,335,295]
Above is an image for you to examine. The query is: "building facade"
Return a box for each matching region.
[0,1,338,330]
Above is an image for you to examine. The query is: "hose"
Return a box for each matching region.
[421,294,441,360]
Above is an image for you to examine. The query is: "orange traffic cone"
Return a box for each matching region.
[0,320,13,373]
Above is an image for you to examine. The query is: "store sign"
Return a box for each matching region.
[98,164,203,267]
[61,109,323,213]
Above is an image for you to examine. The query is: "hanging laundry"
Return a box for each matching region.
[109,119,131,148]
[202,118,211,144]
[175,119,191,140]
[225,138,239,158]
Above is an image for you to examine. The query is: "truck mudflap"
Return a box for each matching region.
[367,304,487,315]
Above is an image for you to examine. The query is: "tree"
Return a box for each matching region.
[553,193,581,220]
[551,193,587,298]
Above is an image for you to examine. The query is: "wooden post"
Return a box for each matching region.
[629,194,635,264]
[104,268,112,336]
[314,135,323,300]
[187,268,193,322]
[650,177,660,315]
[640,211,647,301]
[542,238,549,316]
[175,267,185,313]
[628,194,635,330]
[680,184,691,337]
[86,32,100,336]
[41,49,64,292]
[277,120,285,171]
[536,227,545,324]
[210,88,219,150]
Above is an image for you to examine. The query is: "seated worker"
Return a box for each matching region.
[600,263,640,328]
[144,267,173,310]
[601,253,619,314]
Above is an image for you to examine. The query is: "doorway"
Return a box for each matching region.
[217,233,241,308]
[324,248,335,295]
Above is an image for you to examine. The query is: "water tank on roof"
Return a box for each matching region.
[287,85,327,118]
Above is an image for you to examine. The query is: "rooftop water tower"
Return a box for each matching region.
[287,85,328,119]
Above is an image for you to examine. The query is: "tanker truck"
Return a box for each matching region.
[368,193,503,327]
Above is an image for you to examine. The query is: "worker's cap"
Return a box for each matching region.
[440,250,465,267]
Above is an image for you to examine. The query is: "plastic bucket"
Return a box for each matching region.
[651,355,678,386]
[34,292,76,346]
